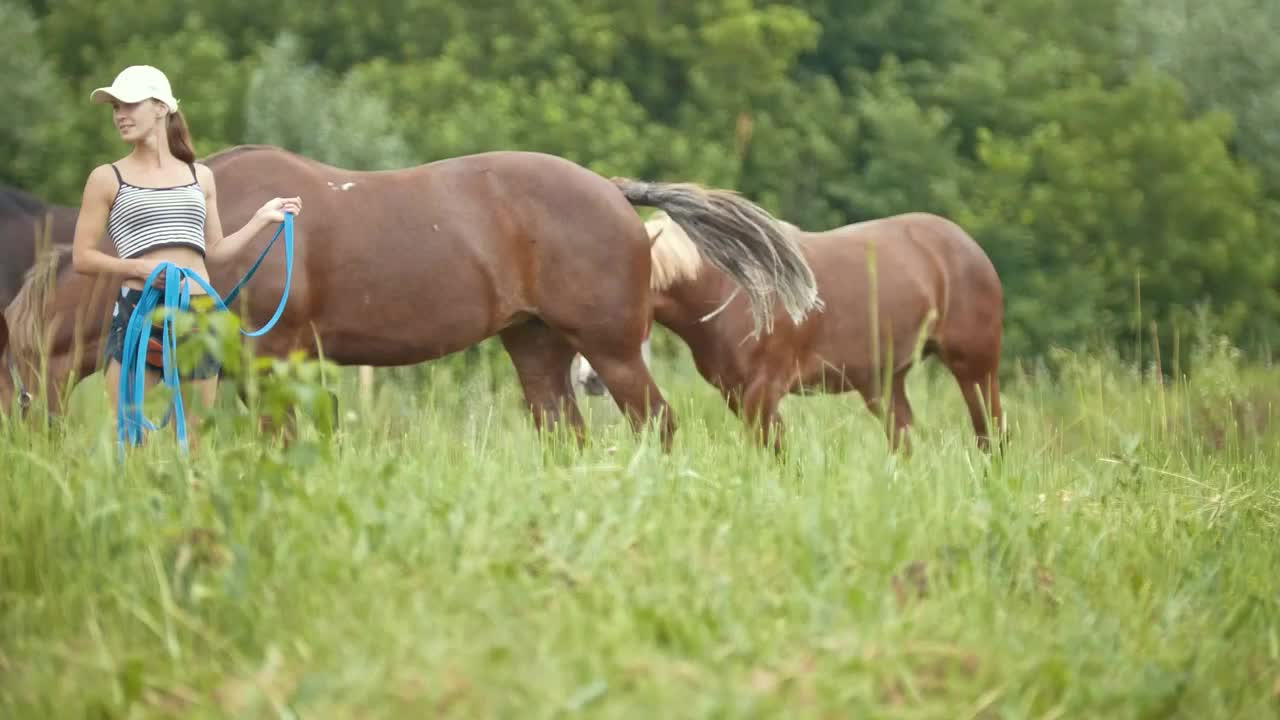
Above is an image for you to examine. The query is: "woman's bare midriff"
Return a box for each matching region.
[121,245,212,293]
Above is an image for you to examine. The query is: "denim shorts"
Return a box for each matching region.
[102,287,223,379]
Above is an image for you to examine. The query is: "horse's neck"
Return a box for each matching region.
[654,270,745,349]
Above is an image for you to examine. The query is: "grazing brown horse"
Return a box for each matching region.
[576,211,1005,453]
[0,185,76,413]
[1,145,822,449]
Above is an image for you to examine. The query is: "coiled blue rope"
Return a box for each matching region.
[117,212,294,456]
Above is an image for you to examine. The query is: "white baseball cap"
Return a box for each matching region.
[90,65,180,113]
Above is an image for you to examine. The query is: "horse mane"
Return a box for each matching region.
[4,244,73,355]
[647,210,705,291]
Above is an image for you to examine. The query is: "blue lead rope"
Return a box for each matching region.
[117,212,295,456]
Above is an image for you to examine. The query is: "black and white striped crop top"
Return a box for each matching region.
[107,163,207,260]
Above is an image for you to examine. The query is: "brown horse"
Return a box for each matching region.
[1,145,822,448]
[576,211,1005,453]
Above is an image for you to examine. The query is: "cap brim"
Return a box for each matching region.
[92,85,171,105]
[91,86,141,104]
[90,86,179,113]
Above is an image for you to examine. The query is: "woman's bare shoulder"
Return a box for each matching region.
[82,164,120,202]
[193,162,216,190]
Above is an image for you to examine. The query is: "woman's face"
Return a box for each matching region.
[110,98,165,144]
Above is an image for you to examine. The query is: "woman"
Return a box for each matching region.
[71,65,302,448]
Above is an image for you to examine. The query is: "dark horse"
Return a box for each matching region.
[577,211,1005,453]
[0,145,822,449]
[0,185,77,307]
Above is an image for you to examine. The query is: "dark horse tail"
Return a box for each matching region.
[611,178,823,335]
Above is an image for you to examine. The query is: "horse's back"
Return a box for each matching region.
[800,211,1001,340]
[807,212,996,283]
[206,146,612,223]
[205,145,598,187]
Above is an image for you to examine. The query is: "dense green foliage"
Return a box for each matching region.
[4,0,1279,364]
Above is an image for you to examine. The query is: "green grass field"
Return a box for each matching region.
[2,334,1278,719]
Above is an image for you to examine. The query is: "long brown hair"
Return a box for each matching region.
[166,108,196,164]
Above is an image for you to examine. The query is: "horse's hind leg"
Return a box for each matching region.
[575,341,674,451]
[499,321,585,446]
[955,370,1001,452]
[943,346,1003,452]
[887,368,917,453]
